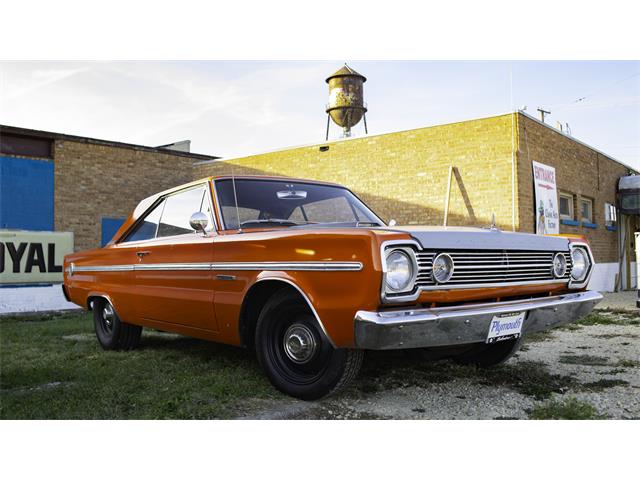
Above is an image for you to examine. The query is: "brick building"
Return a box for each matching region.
[0,125,217,253]
[1,111,636,291]
[194,111,638,292]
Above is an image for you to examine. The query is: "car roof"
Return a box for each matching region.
[209,174,343,188]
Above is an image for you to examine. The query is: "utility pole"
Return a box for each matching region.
[537,107,551,123]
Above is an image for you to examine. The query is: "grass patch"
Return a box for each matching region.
[529,397,602,420]
[574,312,618,326]
[524,330,555,344]
[577,312,640,326]
[615,359,640,368]
[0,311,278,419]
[559,354,610,366]
[581,379,629,391]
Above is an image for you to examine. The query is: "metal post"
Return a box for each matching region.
[363,112,368,134]
[443,165,453,227]
[325,113,331,141]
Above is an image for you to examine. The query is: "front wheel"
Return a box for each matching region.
[255,290,363,400]
[453,337,523,367]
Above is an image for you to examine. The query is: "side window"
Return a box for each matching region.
[123,200,165,243]
[157,186,207,238]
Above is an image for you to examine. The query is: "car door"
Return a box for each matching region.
[133,183,218,331]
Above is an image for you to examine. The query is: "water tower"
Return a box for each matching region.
[325,64,368,140]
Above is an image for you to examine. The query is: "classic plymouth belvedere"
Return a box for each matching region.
[63,176,602,399]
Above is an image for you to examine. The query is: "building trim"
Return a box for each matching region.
[0,125,219,162]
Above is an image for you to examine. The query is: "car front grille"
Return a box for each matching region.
[415,249,572,288]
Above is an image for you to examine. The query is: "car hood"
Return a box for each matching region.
[382,226,570,251]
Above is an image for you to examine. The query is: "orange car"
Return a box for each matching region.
[63,176,602,399]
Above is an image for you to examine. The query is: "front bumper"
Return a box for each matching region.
[354,290,603,350]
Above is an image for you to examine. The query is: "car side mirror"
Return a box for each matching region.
[388,219,397,227]
[189,212,209,235]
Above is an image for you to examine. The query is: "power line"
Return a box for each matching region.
[550,72,640,111]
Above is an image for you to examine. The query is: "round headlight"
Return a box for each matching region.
[385,250,414,292]
[432,253,454,283]
[552,252,567,278]
[570,248,588,281]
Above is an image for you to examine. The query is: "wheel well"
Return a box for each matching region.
[87,295,107,311]
[239,280,307,350]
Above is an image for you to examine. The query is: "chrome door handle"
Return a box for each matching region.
[136,251,151,259]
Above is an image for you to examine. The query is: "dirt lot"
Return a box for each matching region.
[1,308,638,420]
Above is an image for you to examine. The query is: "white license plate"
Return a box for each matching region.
[486,311,526,344]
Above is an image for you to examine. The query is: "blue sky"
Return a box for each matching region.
[1,61,638,168]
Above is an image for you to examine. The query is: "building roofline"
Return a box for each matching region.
[516,110,637,173]
[194,110,637,173]
[0,124,219,161]
[193,111,516,166]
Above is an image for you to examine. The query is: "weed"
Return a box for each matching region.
[559,355,610,366]
[529,397,602,420]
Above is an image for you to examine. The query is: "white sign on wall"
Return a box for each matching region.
[532,161,559,235]
[0,230,73,284]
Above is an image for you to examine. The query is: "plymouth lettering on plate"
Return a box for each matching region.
[486,311,526,344]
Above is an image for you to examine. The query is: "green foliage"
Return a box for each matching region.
[529,397,601,420]
[0,312,277,419]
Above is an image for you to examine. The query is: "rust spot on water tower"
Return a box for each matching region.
[325,64,367,138]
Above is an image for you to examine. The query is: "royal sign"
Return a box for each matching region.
[0,230,73,284]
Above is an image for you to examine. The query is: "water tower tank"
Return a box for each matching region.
[325,64,367,138]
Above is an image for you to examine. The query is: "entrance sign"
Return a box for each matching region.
[0,230,73,284]
[532,161,559,235]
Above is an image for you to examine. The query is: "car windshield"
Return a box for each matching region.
[215,178,384,229]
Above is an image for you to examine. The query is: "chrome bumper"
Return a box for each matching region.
[354,290,603,350]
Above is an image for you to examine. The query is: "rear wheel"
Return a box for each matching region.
[255,290,363,400]
[93,298,142,351]
[453,338,523,367]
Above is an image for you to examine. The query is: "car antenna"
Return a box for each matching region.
[231,168,243,233]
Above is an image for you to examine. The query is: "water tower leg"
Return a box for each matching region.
[325,113,330,141]
[363,112,368,134]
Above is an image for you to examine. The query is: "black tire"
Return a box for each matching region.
[453,337,523,368]
[255,289,363,400]
[93,298,142,351]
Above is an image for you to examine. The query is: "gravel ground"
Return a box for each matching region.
[241,309,640,420]
[597,290,637,312]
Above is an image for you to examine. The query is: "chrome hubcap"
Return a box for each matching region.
[283,324,316,364]
[102,304,114,330]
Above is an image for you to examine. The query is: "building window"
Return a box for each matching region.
[605,202,617,230]
[559,192,574,220]
[580,197,593,223]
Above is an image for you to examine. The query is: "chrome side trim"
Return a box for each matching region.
[136,263,211,271]
[212,262,362,271]
[69,261,363,273]
[73,265,135,273]
[251,277,337,348]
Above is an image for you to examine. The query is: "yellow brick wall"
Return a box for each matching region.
[194,114,518,231]
[55,140,195,251]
